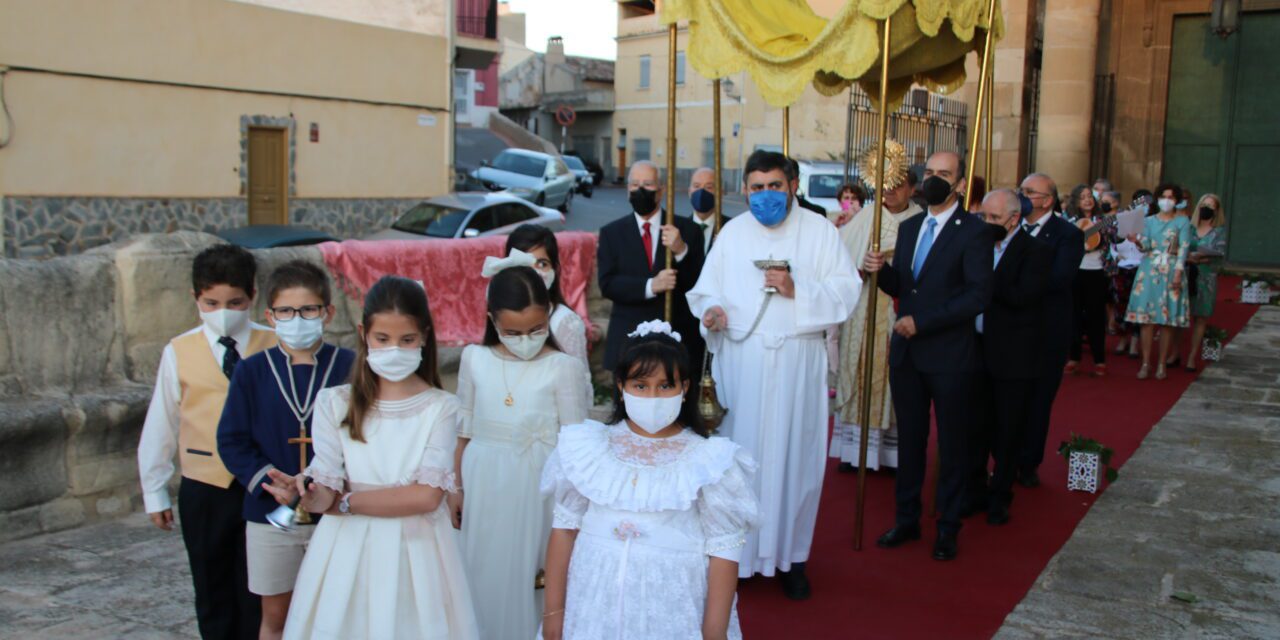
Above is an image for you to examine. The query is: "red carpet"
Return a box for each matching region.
[737,276,1259,639]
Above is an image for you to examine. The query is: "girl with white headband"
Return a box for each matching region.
[450,249,591,640]
[538,320,759,640]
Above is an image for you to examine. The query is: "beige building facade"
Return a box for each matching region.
[0,0,462,258]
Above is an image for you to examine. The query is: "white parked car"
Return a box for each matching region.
[797,160,854,214]
[471,149,576,213]
[363,192,565,241]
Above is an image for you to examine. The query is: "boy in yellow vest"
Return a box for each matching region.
[137,244,276,639]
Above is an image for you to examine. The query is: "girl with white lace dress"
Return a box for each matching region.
[540,321,759,640]
[265,276,479,640]
[448,254,590,639]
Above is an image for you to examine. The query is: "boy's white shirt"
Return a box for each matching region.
[137,321,273,513]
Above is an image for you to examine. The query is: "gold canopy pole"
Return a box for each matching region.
[964,0,999,211]
[985,61,994,184]
[713,79,723,236]
[782,106,790,156]
[664,22,677,321]
[853,12,892,552]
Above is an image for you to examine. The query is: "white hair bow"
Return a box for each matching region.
[481,248,537,278]
[628,319,682,343]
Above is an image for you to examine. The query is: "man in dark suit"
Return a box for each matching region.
[687,166,733,259]
[598,160,705,371]
[966,189,1053,525]
[1015,173,1084,487]
[862,151,993,561]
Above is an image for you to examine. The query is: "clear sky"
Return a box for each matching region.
[505,0,618,60]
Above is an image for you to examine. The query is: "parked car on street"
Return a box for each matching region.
[363,192,565,241]
[562,155,594,198]
[216,224,337,248]
[471,149,575,213]
[797,160,854,213]
[563,151,605,185]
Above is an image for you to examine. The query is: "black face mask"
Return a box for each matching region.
[1199,206,1215,221]
[988,222,1009,242]
[1099,201,1114,214]
[922,175,954,207]
[629,187,658,215]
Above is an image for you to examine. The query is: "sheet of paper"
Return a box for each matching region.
[1116,208,1145,238]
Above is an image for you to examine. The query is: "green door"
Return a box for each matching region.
[1164,11,1280,267]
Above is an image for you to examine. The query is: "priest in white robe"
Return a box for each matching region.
[687,150,861,599]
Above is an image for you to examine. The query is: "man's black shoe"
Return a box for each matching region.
[932,531,958,561]
[959,496,989,519]
[779,564,811,601]
[987,502,1010,526]
[838,462,855,473]
[1017,469,1041,488]
[875,524,922,548]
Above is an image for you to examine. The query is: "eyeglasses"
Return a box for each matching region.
[270,305,325,321]
[1019,188,1051,200]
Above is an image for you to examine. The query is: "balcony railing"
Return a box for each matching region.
[457,0,496,39]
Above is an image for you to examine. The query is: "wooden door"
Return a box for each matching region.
[1164,11,1280,267]
[248,127,287,225]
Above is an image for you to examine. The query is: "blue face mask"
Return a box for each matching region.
[749,190,789,227]
[690,188,715,214]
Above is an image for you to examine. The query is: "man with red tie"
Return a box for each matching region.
[598,160,706,370]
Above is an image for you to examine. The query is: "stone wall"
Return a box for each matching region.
[1,196,423,259]
[0,231,610,542]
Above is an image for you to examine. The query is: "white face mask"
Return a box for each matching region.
[366,346,422,382]
[622,390,684,435]
[538,268,556,291]
[1157,198,1176,213]
[201,307,250,338]
[499,330,549,361]
[274,316,324,350]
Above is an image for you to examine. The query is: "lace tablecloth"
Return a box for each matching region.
[317,232,597,346]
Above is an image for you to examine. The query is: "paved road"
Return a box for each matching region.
[565,185,748,232]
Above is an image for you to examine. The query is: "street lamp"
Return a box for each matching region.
[1210,0,1241,38]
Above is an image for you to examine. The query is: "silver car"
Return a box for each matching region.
[471,149,576,213]
[363,193,565,241]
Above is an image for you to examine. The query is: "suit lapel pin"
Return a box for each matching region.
[954,220,961,226]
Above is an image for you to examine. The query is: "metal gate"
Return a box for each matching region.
[844,87,969,179]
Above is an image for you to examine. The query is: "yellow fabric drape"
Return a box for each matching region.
[662,0,1004,109]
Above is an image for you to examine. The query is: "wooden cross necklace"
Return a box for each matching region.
[266,344,339,479]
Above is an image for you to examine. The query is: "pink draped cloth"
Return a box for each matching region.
[317,232,597,346]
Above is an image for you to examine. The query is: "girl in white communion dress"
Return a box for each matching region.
[539,320,760,640]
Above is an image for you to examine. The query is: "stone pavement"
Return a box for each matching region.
[996,306,1280,639]
[2,312,1277,639]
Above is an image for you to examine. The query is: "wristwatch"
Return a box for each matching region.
[338,492,352,515]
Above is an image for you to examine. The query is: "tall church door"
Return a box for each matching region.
[1164,11,1280,267]
[248,127,288,226]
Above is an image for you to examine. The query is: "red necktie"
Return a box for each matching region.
[642,222,654,271]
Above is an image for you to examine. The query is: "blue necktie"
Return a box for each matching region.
[912,217,937,279]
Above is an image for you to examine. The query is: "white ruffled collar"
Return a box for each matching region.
[554,421,744,512]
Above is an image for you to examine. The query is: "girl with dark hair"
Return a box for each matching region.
[1125,183,1192,379]
[505,224,590,369]
[1065,184,1118,376]
[831,183,865,228]
[539,321,759,640]
[452,255,590,640]
[271,275,480,639]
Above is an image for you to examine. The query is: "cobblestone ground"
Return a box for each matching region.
[2,312,1277,639]
[997,306,1280,639]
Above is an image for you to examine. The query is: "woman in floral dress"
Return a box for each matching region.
[1125,183,1192,380]
[1184,194,1228,372]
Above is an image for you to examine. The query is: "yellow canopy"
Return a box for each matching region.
[661,0,1004,109]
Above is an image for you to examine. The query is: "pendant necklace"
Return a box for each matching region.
[499,349,534,406]
[266,344,339,436]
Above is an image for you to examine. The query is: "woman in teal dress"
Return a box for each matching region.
[1125,183,1192,380]
[1184,194,1228,371]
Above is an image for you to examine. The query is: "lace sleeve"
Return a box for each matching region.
[456,347,477,439]
[552,305,590,369]
[540,450,589,530]
[696,445,761,561]
[303,388,347,492]
[554,355,591,426]
[407,395,459,492]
